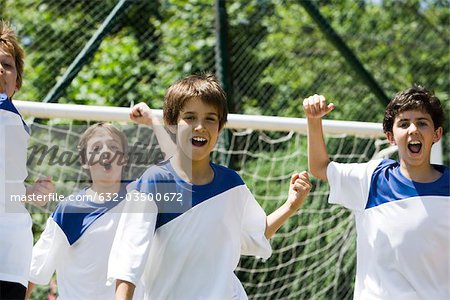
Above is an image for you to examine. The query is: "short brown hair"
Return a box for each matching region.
[383,85,445,133]
[163,73,228,130]
[77,123,128,167]
[0,20,25,90]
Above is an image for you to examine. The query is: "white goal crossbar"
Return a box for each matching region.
[15,100,442,163]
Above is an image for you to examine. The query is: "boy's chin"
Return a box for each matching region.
[92,173,122,182]
[177,151,210,163]
[401,154,429,167]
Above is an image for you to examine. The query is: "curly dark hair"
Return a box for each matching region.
[383,85,445,133]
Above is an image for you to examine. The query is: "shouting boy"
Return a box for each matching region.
[108,73,312,299]
[303,86,449,299]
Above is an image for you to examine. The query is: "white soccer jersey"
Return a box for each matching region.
[0,98,32,287]
[29,187,145,300]
[327,159,450,300]
[107,160,272,300]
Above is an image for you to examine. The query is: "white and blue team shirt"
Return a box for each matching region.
[29,186,145,300]
[0,97,32,287]
[327,159,450,300]
[107,160,272,300]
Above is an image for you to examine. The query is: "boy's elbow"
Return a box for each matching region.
[309,162,329,181]
[310,169,327,181]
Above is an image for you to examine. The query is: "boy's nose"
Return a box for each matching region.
[408,123,419,134]
[193,121,205,131]
[100,150,114,163]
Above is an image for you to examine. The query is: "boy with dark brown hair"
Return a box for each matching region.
[303,86,449,299]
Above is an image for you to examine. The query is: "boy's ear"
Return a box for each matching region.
[386,131,396,145]
[432,127,443,144]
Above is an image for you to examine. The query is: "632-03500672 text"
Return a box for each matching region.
[10,192,183,203]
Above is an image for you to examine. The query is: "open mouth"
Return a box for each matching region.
[104,163,112,170]
[407,141,422,154]
[191,136,207,147]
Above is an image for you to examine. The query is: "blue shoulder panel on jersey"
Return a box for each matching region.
[0,97,30,135]
[366,159,450,209]
[52,184,127,245]
[129,161,245,229]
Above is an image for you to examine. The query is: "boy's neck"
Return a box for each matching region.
[171,155,214,185]
[399,162,442,183]
[90,182,121,194]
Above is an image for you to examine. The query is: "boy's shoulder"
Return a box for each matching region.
[129,160,180,193]
[51,187,126,245]
[375,158,398,170]
[210,162,244,185]
[139,159,177,181]
[0,98,30,134]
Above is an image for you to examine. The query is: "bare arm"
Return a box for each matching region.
[303,95,334,181]
[115,279,135,300]
[25,282,35,300]
[130,102,176,159]
[265,172,311,239]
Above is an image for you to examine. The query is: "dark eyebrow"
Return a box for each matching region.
[398,117,431,122]
[181,111,218,117]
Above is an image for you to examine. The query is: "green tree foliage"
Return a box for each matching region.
[6,0,447,127]
[3,0,448,298]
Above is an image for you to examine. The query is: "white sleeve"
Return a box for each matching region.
[107,191,158,286]
[240,187,272,259]
[0,117,5,212]
[1,110,28,213]
[29,217,66,285]
[326,160,381,212]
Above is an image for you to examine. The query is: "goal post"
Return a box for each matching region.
[15,100,384,135]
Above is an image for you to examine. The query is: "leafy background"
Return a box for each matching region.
[2,0,448,299]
